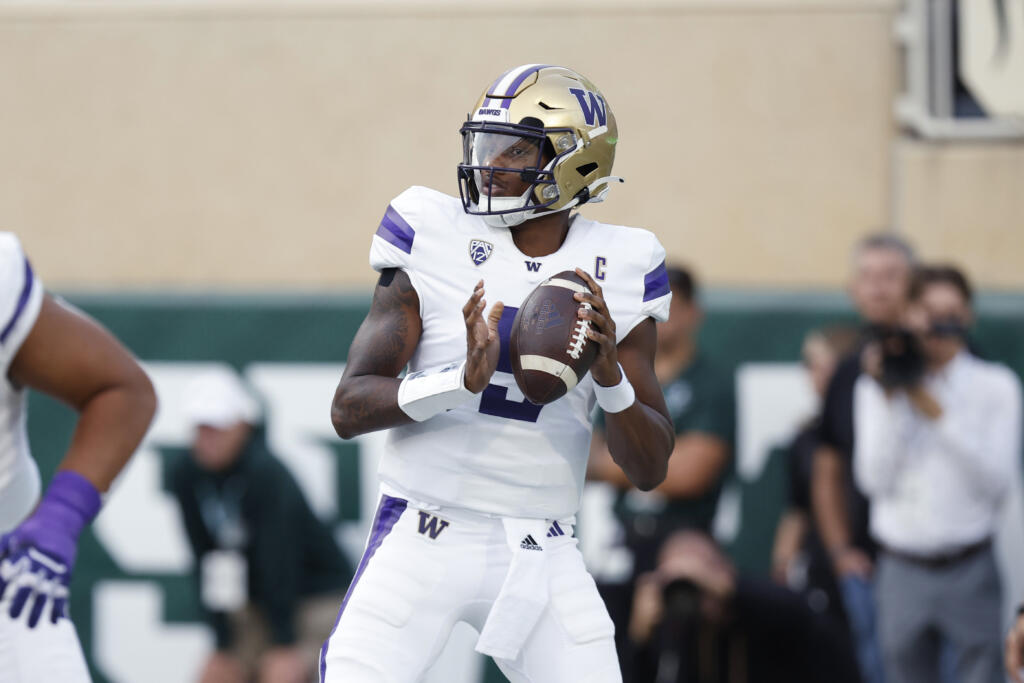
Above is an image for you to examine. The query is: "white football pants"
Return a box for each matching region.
[319,488,621,683]
[0,610,91,682]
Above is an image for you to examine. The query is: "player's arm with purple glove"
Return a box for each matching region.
[1,295,156,627]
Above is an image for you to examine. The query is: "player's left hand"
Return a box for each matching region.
[573,268,620,387]
[0,523,73,627]
[0,470,99,628]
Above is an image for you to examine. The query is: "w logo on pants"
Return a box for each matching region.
[417,511,450,540]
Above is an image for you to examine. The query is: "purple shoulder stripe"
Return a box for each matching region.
[643,260,670,302]
[319,494,407,682]
[375,204,415,254]
[1,257,35,345]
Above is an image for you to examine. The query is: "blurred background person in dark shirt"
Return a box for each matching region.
[589,265,736,675]
[166,369,351,683]
[628,529,860,683]
[771,326,858,630]
[812,233,916,683]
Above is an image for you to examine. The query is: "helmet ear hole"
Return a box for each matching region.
[575,162,598,177]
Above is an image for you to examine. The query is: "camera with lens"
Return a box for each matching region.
[868,325,926,390]
[662,578,701,624]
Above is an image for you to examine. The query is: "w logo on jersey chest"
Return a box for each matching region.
[417,511,450,540]
[469,239,493,266]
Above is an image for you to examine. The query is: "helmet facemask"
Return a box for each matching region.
[457,120,575,228]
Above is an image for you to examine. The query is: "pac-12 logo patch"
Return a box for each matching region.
[469,239,494,266]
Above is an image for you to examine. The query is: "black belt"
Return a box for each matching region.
[883,538,991,569]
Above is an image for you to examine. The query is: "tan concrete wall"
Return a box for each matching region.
[0,1,907,290]
[896,138,1024,290]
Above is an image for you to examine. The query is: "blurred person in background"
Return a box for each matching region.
[628,529,860,683]
[812,233,916,683]
[589,265,735,672]
[0,233,156,681]
[1007,610,1024,682]
[854,265,1020,683]
[771,326,858,628]
[167,369,351,683]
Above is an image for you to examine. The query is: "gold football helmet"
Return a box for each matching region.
[457,64,623,228]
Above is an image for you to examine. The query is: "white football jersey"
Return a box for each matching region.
[368,187,671,519]
[0,233,44,530]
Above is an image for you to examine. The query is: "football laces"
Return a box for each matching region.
[567,303,592,360]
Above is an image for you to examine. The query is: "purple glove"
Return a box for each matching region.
[0,471,101,627]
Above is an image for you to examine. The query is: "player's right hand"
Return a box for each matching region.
[463,280,503,393]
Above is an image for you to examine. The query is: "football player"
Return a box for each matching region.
[323,65,674,683]
[0,233,156,680]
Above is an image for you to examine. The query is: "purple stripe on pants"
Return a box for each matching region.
[319,494,407,682]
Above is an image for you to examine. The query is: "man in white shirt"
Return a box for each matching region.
[854,265,1021,683]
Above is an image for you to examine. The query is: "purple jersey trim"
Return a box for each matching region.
[319,494,407,682]
[500,64,551,109]
[375,205,415,254]
[643,260,670,302]
[1,257,35,345]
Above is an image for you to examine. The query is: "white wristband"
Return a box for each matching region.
[398,361,475,422]
[594,364,636,414]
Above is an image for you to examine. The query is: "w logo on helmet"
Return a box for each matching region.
[568,88,607,127]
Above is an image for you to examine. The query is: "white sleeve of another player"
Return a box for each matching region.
[0,233,44,375]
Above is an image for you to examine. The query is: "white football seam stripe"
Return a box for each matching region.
[519,355,579,393]
[544,278,588,293]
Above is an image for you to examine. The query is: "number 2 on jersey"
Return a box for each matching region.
[477,306,543,423]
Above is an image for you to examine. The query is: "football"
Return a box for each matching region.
[510,270,600,404]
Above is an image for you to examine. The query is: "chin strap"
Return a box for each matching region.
[477,175,624,227]
[568,175,625,209]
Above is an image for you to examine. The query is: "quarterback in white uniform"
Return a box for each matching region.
[0,233,156,680]
[323,65,674,683]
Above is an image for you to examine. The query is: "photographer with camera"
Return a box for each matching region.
[854,266,1021,683]
[628,530,859,683]
[812,234,916,683]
